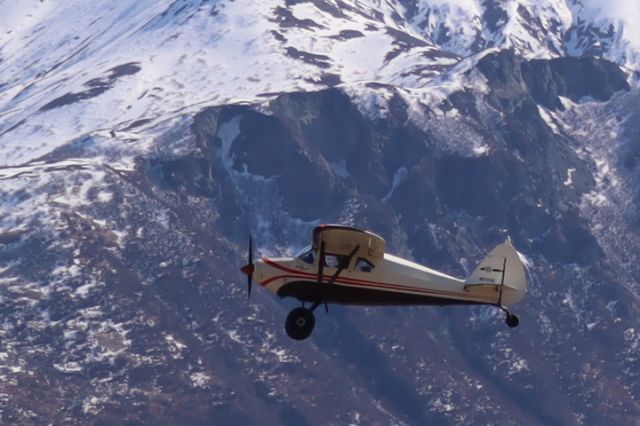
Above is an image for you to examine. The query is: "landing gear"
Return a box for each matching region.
[505,312,520,328]
[285,307,315,340]
[498,305,520,328]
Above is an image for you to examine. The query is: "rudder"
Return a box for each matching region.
[465,238,527,306]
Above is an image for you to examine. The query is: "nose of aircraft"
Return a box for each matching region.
[240,263,254,277]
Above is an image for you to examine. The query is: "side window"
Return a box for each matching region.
[356,258,374,273]
[323,254,348,268]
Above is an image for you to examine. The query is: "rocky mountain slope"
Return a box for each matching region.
[1,0,639,424]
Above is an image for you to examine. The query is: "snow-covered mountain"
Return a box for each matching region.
[401,0,640,70]
[1,0,638,167]
[0,0,639,424]
[0,0,452,166]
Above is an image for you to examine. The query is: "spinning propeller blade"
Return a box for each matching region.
[240,235,255,300]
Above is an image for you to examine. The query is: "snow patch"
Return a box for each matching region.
[330,159,350,178]
[382,167,408,203]
[190,371,213,388]
[165,334,187,359]
[472,144,489,155]
[538,106,561,134]
[53,361,83,373]
[564,168,576,186]
[74,280,100,298]
[516,250,533,269]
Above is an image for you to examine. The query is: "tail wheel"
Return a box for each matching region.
[505,313,520,328]
[285,307,315,340]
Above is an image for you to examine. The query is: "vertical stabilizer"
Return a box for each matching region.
[465,238,527,305]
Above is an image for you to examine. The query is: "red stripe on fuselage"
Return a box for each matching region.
[259,258,487,301]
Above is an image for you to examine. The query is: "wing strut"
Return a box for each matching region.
[311,243,360,313]
[326,245,360,286]
[497,257,507,307]
[317,239,325,285]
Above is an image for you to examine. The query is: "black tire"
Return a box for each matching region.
[285,307,315,340]
[505,313,520,328]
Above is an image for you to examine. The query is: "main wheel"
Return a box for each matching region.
[285,307,315,340]
[505,313,520,328]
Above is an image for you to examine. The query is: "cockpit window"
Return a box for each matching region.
[295,245,312,257]
[296,246,315,265]
[323,253,349,268]
[355,257,374,273]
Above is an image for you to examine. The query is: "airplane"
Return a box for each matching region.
[240,224,527,340]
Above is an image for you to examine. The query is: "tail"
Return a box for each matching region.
[465,237,528,306]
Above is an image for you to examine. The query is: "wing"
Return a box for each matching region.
[312,224,385,261]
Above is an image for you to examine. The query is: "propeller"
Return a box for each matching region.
[240,235,255,300]
[317,239,325,285]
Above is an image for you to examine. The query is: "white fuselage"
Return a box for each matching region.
[254,253,501,305]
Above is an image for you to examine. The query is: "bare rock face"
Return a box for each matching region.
[522,55,630,110]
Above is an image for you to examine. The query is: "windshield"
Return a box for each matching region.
[296,245,315,264]
[294,245,312,257]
